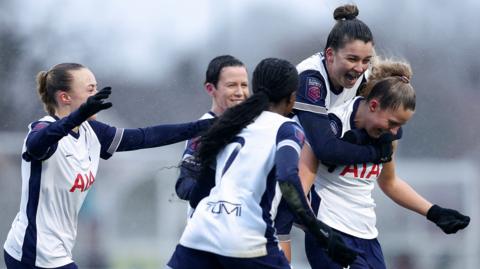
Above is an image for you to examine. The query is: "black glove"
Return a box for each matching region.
[77,87,113,120]
[371,133,394,164]
[311,220,358,267]
[326,232,358,268]
[427,204,470,234]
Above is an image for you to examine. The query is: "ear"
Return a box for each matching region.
[204,83,216,96]
[368,99,380,112]
[57,91,72,105]
[325,47,335,64]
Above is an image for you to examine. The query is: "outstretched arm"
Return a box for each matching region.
[378,142,470,234]
[116,119,213,152]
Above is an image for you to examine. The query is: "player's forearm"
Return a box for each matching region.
[117,119,213,151]
[379,175,432,216]
[297,111,376,164]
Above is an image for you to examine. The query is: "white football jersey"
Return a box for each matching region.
[179,111,298,258]
[295,52,367,112]
[4,116,122,267]
[314,97,382,239]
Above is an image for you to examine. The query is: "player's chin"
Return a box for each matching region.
[88,115,97,121]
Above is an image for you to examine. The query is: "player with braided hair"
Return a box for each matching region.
[166,58,358,269]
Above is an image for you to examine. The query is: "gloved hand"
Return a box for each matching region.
[371,133,394,164]
[326,230,358,267]
[77,87,113,120]
[427,204,470,234]
[311,220,358,267]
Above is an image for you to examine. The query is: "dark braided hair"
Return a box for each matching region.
[197,58,299,171]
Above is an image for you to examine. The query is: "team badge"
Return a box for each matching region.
[32,122,50,131]
[306,77,323,103]
[294,126,305,145]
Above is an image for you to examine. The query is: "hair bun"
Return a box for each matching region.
[333,4,359,20]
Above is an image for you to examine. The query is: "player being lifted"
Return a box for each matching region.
[281,58,470,269]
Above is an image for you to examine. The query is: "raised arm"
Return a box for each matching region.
[25,87,113,161]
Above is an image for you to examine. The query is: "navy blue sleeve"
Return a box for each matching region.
[274,198,296,239]
[88,120,118,160]
[116,118,214,152]
[175,137,201,200]
[274,122,316,227]
[24,110,88,161]
[275,122,335,247]
[295,70,328,108]
[297,110,380,165]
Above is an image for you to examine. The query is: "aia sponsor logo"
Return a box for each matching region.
[339,163,381,180]
[69,171,95,192]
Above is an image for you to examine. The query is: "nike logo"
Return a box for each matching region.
[319,228,329,237]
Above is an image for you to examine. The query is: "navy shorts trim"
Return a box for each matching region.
[4,250,78,269]
[167,244,291,269]
[304,230,386,269]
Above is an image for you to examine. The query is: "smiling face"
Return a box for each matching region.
[207,66,249,115]
[325,40,374,89]
[364,99,414,138]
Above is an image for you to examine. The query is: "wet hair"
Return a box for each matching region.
[360,58,415,111]
[325,4,374,51]
[205,55,245,87]
[36,63,85,115]
[198,58,298,170]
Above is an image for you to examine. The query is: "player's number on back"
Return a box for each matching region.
[221,137,245,177]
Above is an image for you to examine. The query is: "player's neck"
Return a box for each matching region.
[353,100,368,129]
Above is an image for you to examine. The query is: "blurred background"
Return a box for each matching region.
[0,0,479,268]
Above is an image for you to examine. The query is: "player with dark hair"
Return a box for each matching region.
[175,55,248,210]
[166,58,358,269]
[277,4,392,260]
[297,58,470,269]
[3,63,213,269]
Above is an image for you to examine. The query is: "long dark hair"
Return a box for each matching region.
[197,58,298,170]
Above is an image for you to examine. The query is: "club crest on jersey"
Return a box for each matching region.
[187,137,201,151]
[69,171,95,192]
[306,77,322,103]
[206,200,242,216]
